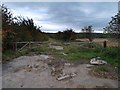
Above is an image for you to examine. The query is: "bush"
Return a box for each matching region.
[56,28,76,41]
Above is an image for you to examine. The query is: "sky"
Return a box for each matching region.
[3,2,118,33]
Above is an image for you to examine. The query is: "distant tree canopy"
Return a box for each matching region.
[81,25,94,42]
[1,5,48,51]
[56,28,76,41]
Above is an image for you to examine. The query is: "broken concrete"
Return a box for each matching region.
[57,72,77,81]
[57,74,70,81]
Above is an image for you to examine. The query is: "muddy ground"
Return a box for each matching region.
[2,54,118,88]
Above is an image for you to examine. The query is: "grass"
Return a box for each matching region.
[58,42,120,67]
[30,46,51,53]
[2,41,120,68]
[61,43,99,60]
[2,45,59,62]
[2,49,29,62]
[94,66,109,72]
[99,47,120,67]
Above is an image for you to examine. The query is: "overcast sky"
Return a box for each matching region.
[3,2,118,33]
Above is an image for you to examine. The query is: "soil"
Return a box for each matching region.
[2,54,119,88]
[89,64,119,80]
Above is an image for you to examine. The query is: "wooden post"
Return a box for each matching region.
[29,42,31,49]
[13,42,15,51]
[103,41,107,48]
[15,42,17,51]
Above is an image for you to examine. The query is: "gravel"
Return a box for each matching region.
[2,55,119,88]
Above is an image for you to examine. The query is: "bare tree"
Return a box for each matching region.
[82,25,94,42]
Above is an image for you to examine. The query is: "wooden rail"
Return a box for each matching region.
[13,42,46,51]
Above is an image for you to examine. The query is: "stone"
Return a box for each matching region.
[62,52,67,55]
[65,63,71,66]
[57,74,70,81]
[51,67,55,71]
[28,65,32,68]
[56,72,77,81]
[50,45,63,50]
[34,64,39,68]
[70,72,77,77]
[86,64,95,68]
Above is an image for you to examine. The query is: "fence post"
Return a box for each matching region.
[13,42,15,51]
[15,42,17,51]
[29,42,31,49]
[103,41,107,48]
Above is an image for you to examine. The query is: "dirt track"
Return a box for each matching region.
[2,55,118,88]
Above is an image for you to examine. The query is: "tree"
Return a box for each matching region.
[103,11,120,46]
[13,16,48,42]
[1,4,16,50]
[82,25,94,42]
[1,5,49,51]
[103,11,120,38]
[56,28,76,41]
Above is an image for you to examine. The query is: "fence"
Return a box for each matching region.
[13,42,45,51]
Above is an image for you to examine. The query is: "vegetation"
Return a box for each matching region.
[76,33,107,38]
[2,4,48,51]
[81,25,94,42]
[49,42,119,67]
[103,11,120,41]
[56,28,76,41]
[94,66,109,72]
[2,50,29,62]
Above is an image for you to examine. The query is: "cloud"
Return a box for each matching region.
[3,2,118,33]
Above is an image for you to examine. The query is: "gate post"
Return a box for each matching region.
[103,41,107,48]
[29,42,31,49]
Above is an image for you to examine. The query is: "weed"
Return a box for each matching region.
[95,66,109,72]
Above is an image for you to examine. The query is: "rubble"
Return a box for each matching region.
[57,72,77,81]
[51,66,63,76]
[50,61,77,81]
[86,64,95,68]
[64,63,71,66]
[25,63,47,72]
[57,74,70,81]
[90,57,107,65]
[33,64,39,68]
[70,72,77,77]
